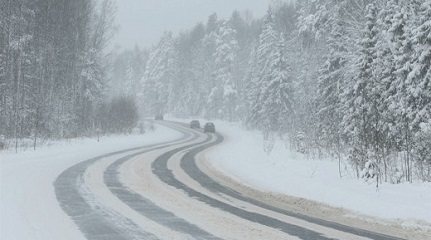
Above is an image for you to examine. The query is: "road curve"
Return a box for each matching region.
[54,124,192,239]
[54,121,408,240]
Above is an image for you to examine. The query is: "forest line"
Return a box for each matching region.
[1,0,430,182]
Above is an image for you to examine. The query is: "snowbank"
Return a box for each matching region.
[203,120,431,228]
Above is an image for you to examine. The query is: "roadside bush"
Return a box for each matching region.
[97,96,139,134]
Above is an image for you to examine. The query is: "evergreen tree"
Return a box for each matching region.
[316,18,348,152]
[408,0,431,180]
[244,43,259,126]
[140,32,177,116]
[124,61,135,96]
[248,8,279,129]
[121,47,145,99]
[191,35,215,117]
[212,20,239,121]
[101,1,431,181]
[259,34,294,132]
[407,0,431,130]
[342,3,379,176]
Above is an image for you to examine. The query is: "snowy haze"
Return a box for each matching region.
[112,0,272,49]
[2,0,430,238]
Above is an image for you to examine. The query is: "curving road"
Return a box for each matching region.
[54,121,406,240]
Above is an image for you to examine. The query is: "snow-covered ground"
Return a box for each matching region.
[202,120,431,229]
[1,119,430,239]
[0,125,181,240]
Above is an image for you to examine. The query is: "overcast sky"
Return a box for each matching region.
[111,0,273,50]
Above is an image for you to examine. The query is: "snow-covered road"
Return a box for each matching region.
[1,121,428,239]
[0,124,181,240]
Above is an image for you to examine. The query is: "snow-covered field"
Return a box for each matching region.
[203,120,431,229]
[0,125,181,240]
[1,119,430,240]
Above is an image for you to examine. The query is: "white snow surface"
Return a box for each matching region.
[0,125,181,240]
[200,120,431,228]
[1,119,431,240]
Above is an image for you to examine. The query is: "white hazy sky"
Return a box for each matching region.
[112,0,272,50]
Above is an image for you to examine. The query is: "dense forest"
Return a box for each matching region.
[0,0,130,148]
[111,0,431,182]
[1,0,430,182]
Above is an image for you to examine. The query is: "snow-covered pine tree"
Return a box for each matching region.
[387,1,412,122]
[228,11,254,123]
[200,19,219,119]
[296,0,318,48]
[408,0,431,181]
[316,18,348,153]
[342,3,379,177]
[124,46,145,99]
[364,0,400,181]
[259,34,294,133]
[248,8,279,129]
[124,61,135,96]
[176,23,208,116]
[385,1,419,182]
[244,43,259,127]
[78,48,105,134]
[139,32,177,116]
[213,20,239,121]
[191,35,215,117]
[407,0,431,130]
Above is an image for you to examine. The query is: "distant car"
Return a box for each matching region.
[190,120,200,128]
[204,122,215,133]
[155,114,163,120]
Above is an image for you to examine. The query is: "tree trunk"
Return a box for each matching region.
[14,3,23,153]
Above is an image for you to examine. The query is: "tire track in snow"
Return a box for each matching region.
[104,123,221,240]
[55,120,405,239]
[177,131,405,240]
[55,153,157,240]
[151,124,333,240]
[54,124,190,240]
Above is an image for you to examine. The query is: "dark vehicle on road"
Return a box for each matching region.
[190,120,200,128]
[204,122,215,133]
[155,114,163,120]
